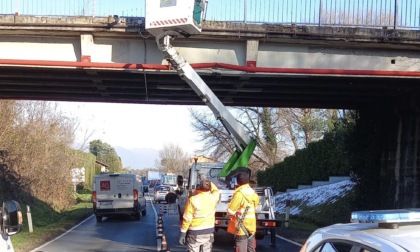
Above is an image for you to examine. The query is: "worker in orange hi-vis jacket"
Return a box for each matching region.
[227,169,260,252]
[179,177,220,252]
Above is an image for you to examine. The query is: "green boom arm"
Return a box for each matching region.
[218,139,257,177]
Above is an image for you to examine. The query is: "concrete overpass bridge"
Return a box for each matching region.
[0,14,419,208]
[1,15,420,109]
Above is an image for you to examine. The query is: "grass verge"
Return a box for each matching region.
[11,192,93,252]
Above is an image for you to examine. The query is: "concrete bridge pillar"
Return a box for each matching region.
[358,94,420,209]
[391,94,420,208]
[374,94,420,208]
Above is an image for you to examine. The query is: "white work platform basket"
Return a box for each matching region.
[145,0,207,37]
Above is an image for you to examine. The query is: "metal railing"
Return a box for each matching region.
[1,0,419,29]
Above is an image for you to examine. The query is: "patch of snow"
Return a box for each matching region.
[288,206,302,215]
[274,180,355,214]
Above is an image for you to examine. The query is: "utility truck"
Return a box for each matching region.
[147,170,162,188]
[162,173,177,189]
[145,0,280,245]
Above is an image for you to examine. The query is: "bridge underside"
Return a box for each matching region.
[0,17,419,109]
[2,65,419,109]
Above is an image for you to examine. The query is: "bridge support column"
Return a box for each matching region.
[80,34,93,63]
[391,94,420,208]
[246,39,258,67]
[357,95,420,209]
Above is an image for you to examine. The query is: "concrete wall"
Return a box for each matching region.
[285,176,351,193]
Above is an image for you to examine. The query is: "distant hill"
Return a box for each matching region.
[115,146,159,170]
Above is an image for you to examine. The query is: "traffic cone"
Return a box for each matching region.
[156,229,163,239]
[157,214,164,239]
[161,234,168,251]
[157,226,163,239]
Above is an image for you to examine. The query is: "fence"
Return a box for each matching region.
[1,0,419,29]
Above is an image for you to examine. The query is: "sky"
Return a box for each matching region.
[6,0,416,28]
[57,101,206,169]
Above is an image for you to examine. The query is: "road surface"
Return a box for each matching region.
[32,195,302,251]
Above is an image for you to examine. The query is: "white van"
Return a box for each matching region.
[92,173,146,222]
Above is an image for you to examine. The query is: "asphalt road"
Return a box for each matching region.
[31,196,302,252]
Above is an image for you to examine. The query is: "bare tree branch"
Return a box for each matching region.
[190,106,337,173]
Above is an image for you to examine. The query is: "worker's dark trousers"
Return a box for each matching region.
[234,235,256,252]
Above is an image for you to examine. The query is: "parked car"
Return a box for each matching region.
[154,185,173,203]
[300,209,420,252]
[92,173,147,222]
[0,200,23,252]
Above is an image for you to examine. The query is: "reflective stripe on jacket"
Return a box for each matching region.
[226,184,259,236]
[181,182,220,235]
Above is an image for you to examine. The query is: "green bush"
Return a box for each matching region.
[258,125,353,192]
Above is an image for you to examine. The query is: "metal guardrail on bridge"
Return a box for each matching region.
[0,0,419,29]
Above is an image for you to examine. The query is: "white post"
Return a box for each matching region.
[26,205,33,233]
[285,200,290,228]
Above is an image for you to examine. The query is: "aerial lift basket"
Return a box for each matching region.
[145,0,208,37]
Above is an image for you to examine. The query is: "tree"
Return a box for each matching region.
[0,100,80,210]
[190,106,338,172]
[156,143,189,177]
[236,107,292,169]
[89,140,122,173]
[190,107,291,171]
[280,108,332,148]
